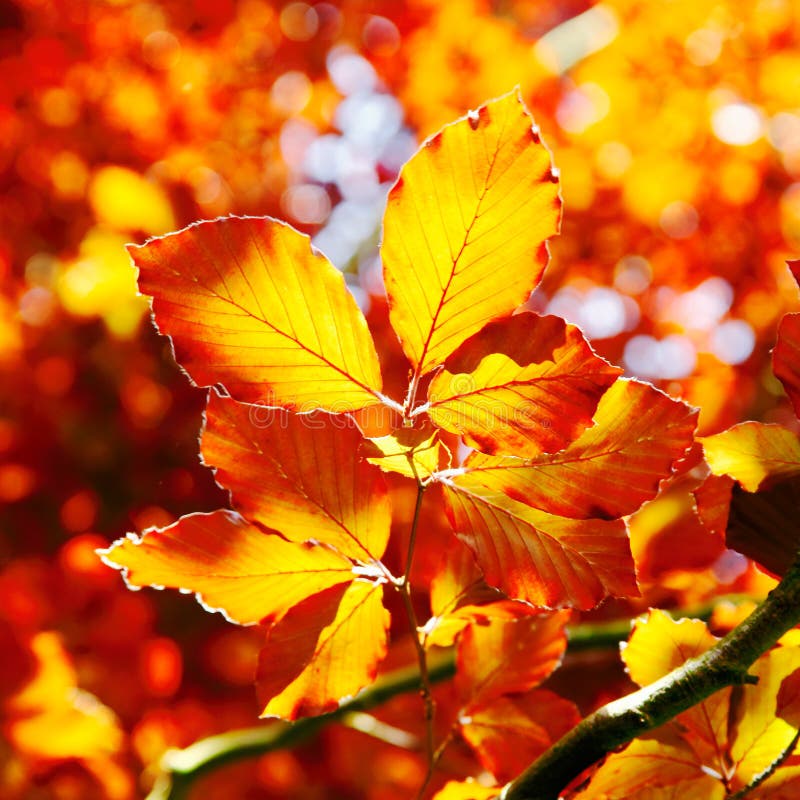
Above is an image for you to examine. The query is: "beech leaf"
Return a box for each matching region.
[256,579,389,719]
[426,313,620,457]
[202,392,391,562]
[382,90,561,376]
[453,378,698,520]
[101,510,354,625]
[443,482,638,609]
[129,216,384,412]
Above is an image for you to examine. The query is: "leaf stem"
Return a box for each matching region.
[398,480,438,796]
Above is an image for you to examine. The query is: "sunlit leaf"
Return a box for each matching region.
[202,392,391,562]
[443,482,638,609]
[730,646,800,785]
[454,379,697,520]
[256,579,389,720]
[101,510,354,625]
[701,421,800,492]
[382,90,561,376]
[130,216,384,411]
[455,608,569,707]
[426,313,620,457]
[431,779,499,800]
[574,736,725,800]
[6,632,124,761]
[424,542,504,647]
[364,425,443,481]
[622,610,731,763]
[460,691,580,782]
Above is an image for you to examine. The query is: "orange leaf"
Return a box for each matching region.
[622,611,731,766]
[426,313,620,457]
[573,736,725,800]
[256,579,389,719]
[101,510,354,625]
[424,542,504,647]
[774,313,800,420]
[382,90,561,377]
[460,691,579,782]
[455,608,569,707]
[701,421,800,492]
[443,483,638,609]
[129,216,384,412]
[452,379,697,519]
[202,392,391,562]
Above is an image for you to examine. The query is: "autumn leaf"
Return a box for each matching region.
[129,216,384,412]
[363,425,444,481]
[460,691,579,783]
[201,392,391,562]
[431,780,499,800]
[574,736,726,800]
[382,90,561,379]
[442,472,638,609]
[455,608,569,707]
[622,610,731,764]
[100,510,355,625]
[450,379,697,520]
[424,542,505,648]
[776,667,800,728]
[729,646,800,786]
[256,580,389,719]
[425,313,620,457]
[701,422,800,492]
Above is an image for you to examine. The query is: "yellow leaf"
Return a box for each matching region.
[257,580,389,719]
[701,421,800,492]
[574,736,725,800]
[622,610,731,768]
[130,216,384,411]
[101,510,354,625]
[364,426,442,481]
[431,780,499,800]
[731,646,800,786]
[382,90,561,377]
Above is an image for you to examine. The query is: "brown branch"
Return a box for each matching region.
[501,554,800,800]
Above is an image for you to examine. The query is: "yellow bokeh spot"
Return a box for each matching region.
[50,151,89,198]
[623,156,699,226]
[89,166,175,235]
[56,227,149,338]
[717,158,761,206]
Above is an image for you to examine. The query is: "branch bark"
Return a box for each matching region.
[501,555,800,800]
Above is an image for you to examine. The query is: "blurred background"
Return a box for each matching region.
[1,0,799,797]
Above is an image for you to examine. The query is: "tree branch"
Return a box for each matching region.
[501,556,800,800]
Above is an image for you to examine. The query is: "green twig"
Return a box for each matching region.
[146,651,456,800]
[501,557,800,800]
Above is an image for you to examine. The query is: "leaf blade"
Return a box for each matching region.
[382,90,561,376]
[130,215,383,411]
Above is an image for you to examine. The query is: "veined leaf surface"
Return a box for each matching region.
[202,393,391,562]
[130,216,383,411]
[455,379,697,519]
[426,313,620,457]
[256,580,389,719]
[702,422,800,492]
[101,510,354,625]
[382,90,561,377]
[443,483,638,609]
